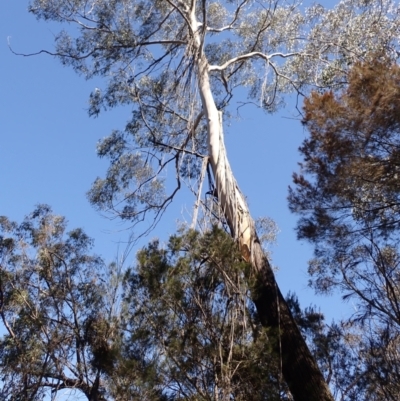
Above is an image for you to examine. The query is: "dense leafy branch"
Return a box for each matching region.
[123,227,289,401]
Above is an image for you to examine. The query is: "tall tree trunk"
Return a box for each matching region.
[196,52,334,401]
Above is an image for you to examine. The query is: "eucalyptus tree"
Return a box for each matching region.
[25,0,400,400]
[0,205,121,401]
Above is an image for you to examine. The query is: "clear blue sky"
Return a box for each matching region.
[1,1,344,322]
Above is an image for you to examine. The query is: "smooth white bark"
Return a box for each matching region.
[191,9,253,261]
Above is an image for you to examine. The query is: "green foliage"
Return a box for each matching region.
[26,0,400,230]
[0,205,117,400]
[123,227,289,400]
[18,1,400,399]
[287,293,366,401]
[0,211,288,400]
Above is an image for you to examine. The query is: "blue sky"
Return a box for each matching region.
[1,1,345,322]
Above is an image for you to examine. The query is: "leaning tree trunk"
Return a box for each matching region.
[195,52,334,401]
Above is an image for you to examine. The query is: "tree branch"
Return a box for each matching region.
[209,51,305,72]
[206,0,250,33]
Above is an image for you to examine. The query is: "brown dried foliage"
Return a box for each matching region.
[289,56,400,400]
[291,57,400,242]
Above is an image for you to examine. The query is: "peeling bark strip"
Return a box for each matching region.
[195,35,334,401]
[191,156,209,229]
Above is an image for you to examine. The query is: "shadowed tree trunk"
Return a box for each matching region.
[195,44,334,401]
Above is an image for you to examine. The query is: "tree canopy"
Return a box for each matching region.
[26,0,400,230]
[289,56,400,400]
[123,226,289,400]
[5,0,400,400]
[0,205,118,400]
[0,208,288,400]
[3,205,398,399]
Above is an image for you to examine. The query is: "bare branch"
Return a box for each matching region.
[208,51,306,72]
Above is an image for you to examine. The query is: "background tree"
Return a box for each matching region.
[0,205,122,401]
[5,204,397,400]
[0,209,289,400]
[289,56,400,400]
[123,226,290,401]
[23,1,400,399]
